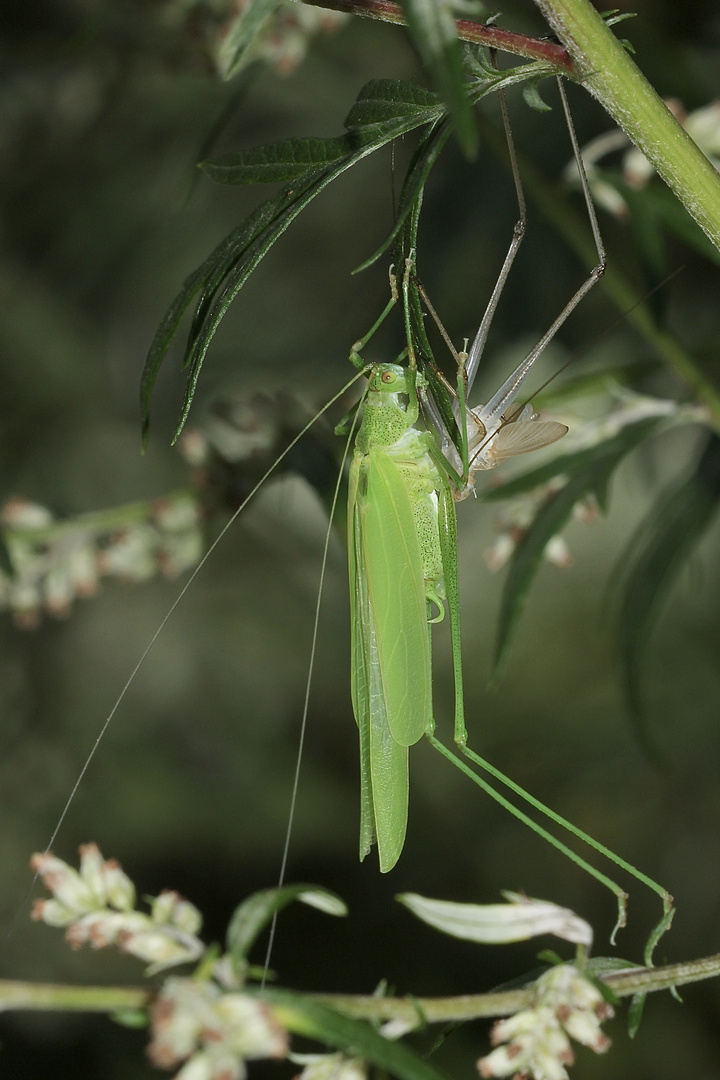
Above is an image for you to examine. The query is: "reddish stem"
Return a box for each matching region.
[304,0,575,73]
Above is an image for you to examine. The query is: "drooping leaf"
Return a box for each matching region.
[201,135,373,185]
[599,171,720,270]
[216,0,283,80]
[354,61,560,275]
[344,78,441,128]
[175,166,388,441]
[201,80,442,185]
[530,364,657,410]
[141,190,319,445]
[522,77,552,113]
[142,80,448,443]
[353,116,453,273]
[257,988,453,1080]
[482,416,664,506]
[627,991,647,1038]
[142,64,564,442]
[397,0,477,157]
[604,11,638,28]
[491,417,664,673]
[226,884,347,967]
[618,433,720,718]
[0,533,15,578]
[398,892,593,946]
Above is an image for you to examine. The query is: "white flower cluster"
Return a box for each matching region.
[0,493,202,626]
[566,99,720,218]
[483,388,709,574]
[484,479,597,573]
[31,844,295,1079]
[292,1052,368,1080]
[215,1,350,79]
[31,844,205,973]
[148,977,289,1080]
[478,964,613,1080]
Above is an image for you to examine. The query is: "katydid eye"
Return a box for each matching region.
[381,370,396,384]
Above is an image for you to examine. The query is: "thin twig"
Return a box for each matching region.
[301,0,575,72]
[3,950,720,1017]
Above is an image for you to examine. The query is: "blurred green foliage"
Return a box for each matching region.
[2,1,720,1078]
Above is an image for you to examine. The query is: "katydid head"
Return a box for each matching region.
[369,364,406,392]
[367,363,427,397]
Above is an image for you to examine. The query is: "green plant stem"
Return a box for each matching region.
[303,0,574,71]
[533,0,720,252]
[310,952,720,1019]
[3,491,198,547]
[305,0,720,257]
[3,951,720,1018]
[0,979,152,1013]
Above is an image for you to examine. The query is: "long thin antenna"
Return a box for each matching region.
[261,387,365,984]
[17,371,366,919]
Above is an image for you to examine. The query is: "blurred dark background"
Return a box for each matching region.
[2,1,720,1077]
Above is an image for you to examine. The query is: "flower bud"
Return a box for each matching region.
[102,858,136,911]
[118,928,204,970]
[215,995,288,1060]
[1,498,53,529]
[30,852,98,914]
[151,891,203,935]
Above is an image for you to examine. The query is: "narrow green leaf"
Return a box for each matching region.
[226,884,347,965]
[145,80,449,441]
[176,115,448,440]
[111,1009,150,1029]
[257,988,453,1080]
[140,262,215,448]
[398,892,592,945]
[141,191,306,443]
[619,434,720,717]
[621,181,668,291]
[397,0,477,157]
[627,991,646,1038]
[180,186,325,361]
[586,956,640,975]
[0,533,15,578]
[216,0,283,80]
[493,418,664,673]
[173,168,354,440]
[604,11,638,28]
[600,172,720,269]
[522,78,552,113]
[483,416,663,503]
[201,135,370,185]
[495,471,591,675]
[344,78,441,128]
[354,116,453,273]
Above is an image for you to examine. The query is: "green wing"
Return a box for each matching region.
[364,448,432,746]
[348,448,432,873]
[348,456,386,865]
